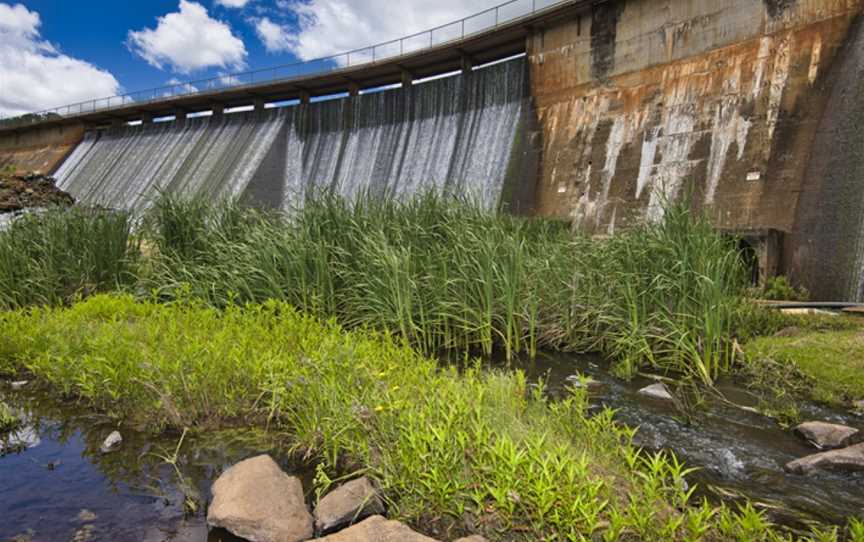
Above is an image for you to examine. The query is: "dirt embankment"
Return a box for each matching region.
[0,171,74,213]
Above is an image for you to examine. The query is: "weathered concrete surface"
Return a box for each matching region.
[0,123,85,174]
[528,0,864,297]
[792,12,864,300]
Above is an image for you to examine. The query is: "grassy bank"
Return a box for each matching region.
[0,194,748,384]
[744,315,864,408]
[1,294,860,541]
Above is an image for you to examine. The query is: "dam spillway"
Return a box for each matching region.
[54,58,528,213]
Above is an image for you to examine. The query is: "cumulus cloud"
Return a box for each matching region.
[127,0,247,74]
[254,17,293,53]
[214,0,250,8]
[0,3,120,117]
[276,0,501,62]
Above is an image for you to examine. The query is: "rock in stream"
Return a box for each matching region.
[314,476,385,535]
[207,454,313,542]
[785,442,864,474]
[793,421,860,449]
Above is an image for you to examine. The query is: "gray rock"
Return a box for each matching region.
[207,455,313,542]
[76,509,98,522]
[793,421,860,449]
[10,381,28,390]
[454,537,489,542]
[785,442,864,474]
[99,430,122,454]
[564,375,604,392]
[637,382,673,401]
[315,515,437,541]
[314,476,385,534]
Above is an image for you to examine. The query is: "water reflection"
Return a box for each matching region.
[0,385,313,542]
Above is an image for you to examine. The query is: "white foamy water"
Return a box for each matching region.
[56,58,527,214]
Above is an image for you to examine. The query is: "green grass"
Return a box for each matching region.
[2,294,862,541]
[745,318,864,406]
[0,194,748,384]
[138,193,747,385]
[0,207,137,309]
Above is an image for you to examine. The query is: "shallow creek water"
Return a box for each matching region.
[507,352,864,528]
[2,353,863,541]
[0,386,314,542]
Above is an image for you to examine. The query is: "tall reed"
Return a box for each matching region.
[139,193,746,383]
[0,207,137,309]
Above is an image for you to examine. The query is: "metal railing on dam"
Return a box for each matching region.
[0,0,572,130]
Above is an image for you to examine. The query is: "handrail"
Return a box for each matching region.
[0,0,569,129]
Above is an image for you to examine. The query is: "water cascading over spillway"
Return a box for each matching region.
[55,58,529,214]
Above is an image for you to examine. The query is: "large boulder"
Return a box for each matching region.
[207,455,313,542]
[793,421,860,449]
[314,476,385,534]
[314,515,437,541]
[785,443,864,474]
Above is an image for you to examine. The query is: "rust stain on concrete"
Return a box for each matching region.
[528,0,862,241]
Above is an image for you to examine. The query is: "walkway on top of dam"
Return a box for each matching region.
[0,0,582,133]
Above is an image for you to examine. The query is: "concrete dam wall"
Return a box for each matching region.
[54,58,529,214]
[528,0,864,300]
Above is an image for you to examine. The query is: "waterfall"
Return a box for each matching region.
[56,57,529,215]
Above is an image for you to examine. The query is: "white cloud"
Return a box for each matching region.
[254,17,293,53]
[215,0,250,8]
[127,0,247,74]
[0,3,121,117]
[278,0,501,62]
[164,77,199,96]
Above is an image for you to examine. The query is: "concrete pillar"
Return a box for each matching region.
[401,70,413,87]
[211,104,225,116]
[347,82,360,97]
[299,91,311,105]
[460,53,474,74]
[175,111,188,122]
[140,113,152,125]
[253,98,267,111]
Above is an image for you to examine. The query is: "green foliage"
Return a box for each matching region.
[138,193,746,384]
[0,193,750,383]
[0,294,846,540]
[0,207,137,309]
[0,401,20,433]
[756,276,810,302]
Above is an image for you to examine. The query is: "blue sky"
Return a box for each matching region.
[0,0,502,117]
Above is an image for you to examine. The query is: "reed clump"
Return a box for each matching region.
[0,207,137,309]
[140,193,747,384]
[0,193,748,383]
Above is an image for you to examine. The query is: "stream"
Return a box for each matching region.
[2,353,863,541]
[0,386,314,542]
[508,352,864,528]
